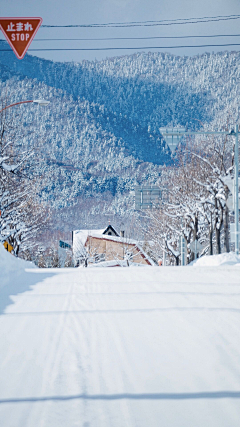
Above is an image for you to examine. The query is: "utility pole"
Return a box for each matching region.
[235,124,239,254]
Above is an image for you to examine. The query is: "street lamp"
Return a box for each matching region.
[160,126,239,255]
[0,99,50,113]
[32,99,50,106]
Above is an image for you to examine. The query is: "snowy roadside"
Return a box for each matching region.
[189,252,240,267]
[2,243,240,278]
[0,244,37,289]
[0,245,44,315]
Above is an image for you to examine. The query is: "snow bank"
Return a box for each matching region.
[87,260,148,268]
[190,252,240,267]
[0,244,36,288]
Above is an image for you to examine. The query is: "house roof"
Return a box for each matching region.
[73,224,118,248]
[102,224,119,237]
[73,226,155,266]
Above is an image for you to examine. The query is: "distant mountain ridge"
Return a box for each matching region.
[0,48,239,228]
[2,49,239,162]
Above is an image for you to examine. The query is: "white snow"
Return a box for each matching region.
[190,252,240,267]
[0,249,240,426]
[73,229,106,247]
[0,244,36,289]
[87,259,147,267]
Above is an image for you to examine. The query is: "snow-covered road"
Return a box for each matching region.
[0,264,240,427]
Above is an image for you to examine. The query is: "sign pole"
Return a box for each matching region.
[163,249,166,266]
[235,125,239,255]
[181,236,185,266]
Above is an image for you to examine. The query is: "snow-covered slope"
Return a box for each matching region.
[0,244,36,288]
[1,50,239,227]
[0,260,240,426]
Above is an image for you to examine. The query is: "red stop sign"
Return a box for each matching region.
[0,17,42,59]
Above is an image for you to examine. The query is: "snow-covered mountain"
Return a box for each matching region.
[0,47,239,229]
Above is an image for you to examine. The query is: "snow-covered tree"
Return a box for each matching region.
[0,98,48,256]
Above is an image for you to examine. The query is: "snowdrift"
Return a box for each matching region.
[0,244,36,288]
[87,260,148,268]
[190,252,240,267]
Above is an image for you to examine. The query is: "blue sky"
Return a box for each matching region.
[1,0,240,62]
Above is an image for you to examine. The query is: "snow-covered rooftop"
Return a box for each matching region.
[73,228,155,266]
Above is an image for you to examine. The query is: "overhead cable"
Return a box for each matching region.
[14,34,240,42]
[1,43,240,52]
[41,14,240,28]
[2,34,240,44]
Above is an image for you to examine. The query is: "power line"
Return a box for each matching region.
[41,14,240,28]
[1,34,240,44]
[51,14,240,26]
[1,43,240,52]
[13,34,240,42]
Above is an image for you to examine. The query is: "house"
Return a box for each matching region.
[72,225,155,267]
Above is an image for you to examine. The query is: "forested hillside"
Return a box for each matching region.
[0,47,239,231]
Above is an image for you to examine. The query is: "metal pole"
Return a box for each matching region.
[163,250,166,266]
[235,124,239,255]
[0,99,49,113]
[0,100,33,113]
[181,236,185,266]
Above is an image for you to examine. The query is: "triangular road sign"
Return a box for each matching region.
[189,240,204,254]
[0,17,42,59]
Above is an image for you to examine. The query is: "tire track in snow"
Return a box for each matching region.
[30,280,76,426]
